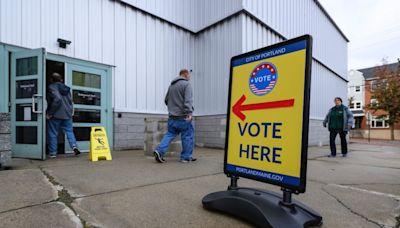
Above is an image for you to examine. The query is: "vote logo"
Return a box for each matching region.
[249,63,278,96]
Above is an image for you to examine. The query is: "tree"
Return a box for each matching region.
[366,59,400,140]
[348,96,354,109]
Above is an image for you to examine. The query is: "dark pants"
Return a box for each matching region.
[329,129,348,156]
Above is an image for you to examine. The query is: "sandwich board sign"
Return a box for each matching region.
[225,35,313,193]
[203,35,322,227]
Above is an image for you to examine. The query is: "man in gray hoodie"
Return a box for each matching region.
[47,73,80,158]
[154,69,196,163]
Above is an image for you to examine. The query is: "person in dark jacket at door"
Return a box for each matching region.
[153,69,196,163]
[323,97,354,157]
[46,73,80,158]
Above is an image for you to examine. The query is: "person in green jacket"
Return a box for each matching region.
[323,97,354,157]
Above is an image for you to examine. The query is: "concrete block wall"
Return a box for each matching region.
[195,115,330,149]
[0,113,11,167]
[114,112,331,151]
[350,129,400,140]
[144,117,181,157]
[308,119,330,146]
[194,115,226,149]
[113,112,168,150]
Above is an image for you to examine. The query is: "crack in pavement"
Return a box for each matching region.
[311,158,400,170]
[39,167,93,228]
[75,171,224,199]
[322,185,386,228]
[346,183,400,186]
[0,199,57,214]
[329,184,400,201]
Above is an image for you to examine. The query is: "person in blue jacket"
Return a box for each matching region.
[323,97,354,157]
[46,73,80,158]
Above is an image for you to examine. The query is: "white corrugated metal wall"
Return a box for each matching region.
[119,0,243,31]
[243,0,348,78]
[311,61,347,119]
[0,0,194,114]
[0,0,347,119]
[240,14,347,119]
[193,15,243,115]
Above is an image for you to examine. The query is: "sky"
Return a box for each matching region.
[319,0,400,70]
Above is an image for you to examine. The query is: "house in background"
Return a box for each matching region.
[348,69,365,129]
[348,62,400,140]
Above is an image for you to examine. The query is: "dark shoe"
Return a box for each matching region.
[342,154,347,157]
[154,150,165,163]
[73,147,81,155]
[180,158,197,163]
[328,154,336,158]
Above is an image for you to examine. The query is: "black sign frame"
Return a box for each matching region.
[223,35,313,193]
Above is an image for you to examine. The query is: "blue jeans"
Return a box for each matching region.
[156,119,194,160]
[48,119,77,155]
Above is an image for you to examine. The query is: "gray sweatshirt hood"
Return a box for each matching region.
[164,76,193,117]
[171,76,187,85]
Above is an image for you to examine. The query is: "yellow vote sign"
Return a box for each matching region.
[89,126,112,162]
[225,35,312,193]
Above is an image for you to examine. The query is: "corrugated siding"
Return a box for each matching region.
[0,0,193,113]
[0,0,22,45]
[193,15,243,115]
[119,0,243,31]
[111,3,194,113]
[241,14,346,119]
[242,14,283,53]
[243,0,348,78]
[310,60,347,119]
[0,0,347,118]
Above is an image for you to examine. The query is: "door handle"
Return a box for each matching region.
[32,94,43,114]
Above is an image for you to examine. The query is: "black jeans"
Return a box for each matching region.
[329,129,348,155]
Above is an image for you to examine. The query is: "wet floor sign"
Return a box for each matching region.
[89,127,112,161]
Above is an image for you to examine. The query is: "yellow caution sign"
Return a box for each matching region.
[89,127,112,161]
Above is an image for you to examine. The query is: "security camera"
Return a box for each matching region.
[57,38,71,48]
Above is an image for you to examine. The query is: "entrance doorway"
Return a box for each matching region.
[354,116,363,129]
[46,60,67,155]
[8,46,113,160]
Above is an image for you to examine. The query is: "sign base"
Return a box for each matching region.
[202,187,322,228]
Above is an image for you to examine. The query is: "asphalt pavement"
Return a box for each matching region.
[0,141,399,228]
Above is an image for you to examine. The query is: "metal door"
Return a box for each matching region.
[11,48,46,159]
[65,64,107,152]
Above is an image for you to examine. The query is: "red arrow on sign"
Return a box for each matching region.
[232,95,295,121]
